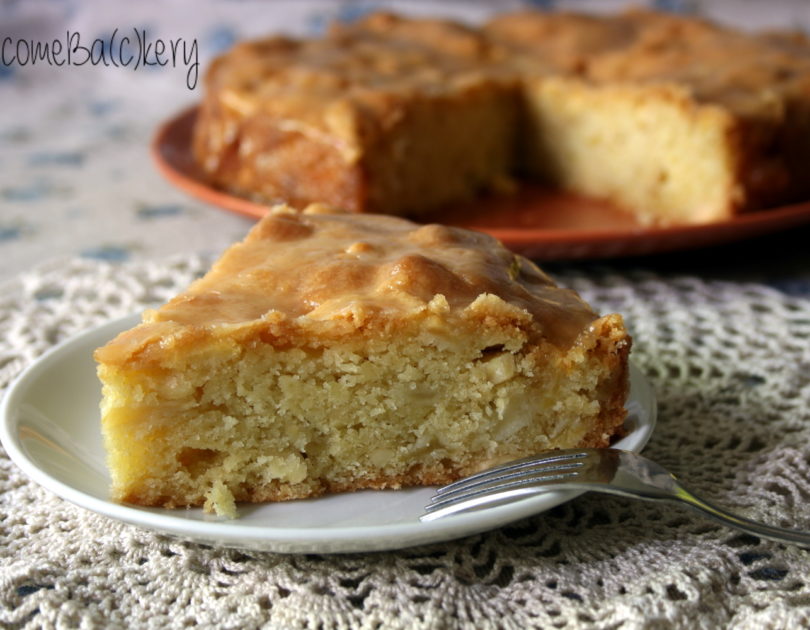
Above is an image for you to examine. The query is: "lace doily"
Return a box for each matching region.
[2,257,810,629]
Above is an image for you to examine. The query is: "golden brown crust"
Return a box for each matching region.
[119,462,481,508]
[576,314,633,448]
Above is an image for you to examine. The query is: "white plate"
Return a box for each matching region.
[0,314,656,553]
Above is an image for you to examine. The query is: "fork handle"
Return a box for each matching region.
[667,482,810,546]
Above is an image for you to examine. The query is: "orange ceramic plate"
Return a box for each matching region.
[153,107,810,260]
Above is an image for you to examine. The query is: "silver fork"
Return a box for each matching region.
[421,448,810,546]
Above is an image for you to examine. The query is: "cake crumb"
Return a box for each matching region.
[204,481,238,519]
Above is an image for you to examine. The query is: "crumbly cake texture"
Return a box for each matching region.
[95,205,631,516]
[193,10,810,226]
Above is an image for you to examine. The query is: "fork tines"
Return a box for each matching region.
[424,449,589,515]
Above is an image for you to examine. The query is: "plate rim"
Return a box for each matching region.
[0,314,657,553]
[152,106,810,259]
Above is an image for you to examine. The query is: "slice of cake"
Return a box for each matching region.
[192,12,518,217]
[95,205,631,516]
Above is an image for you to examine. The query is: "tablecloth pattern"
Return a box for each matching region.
[2,257,810,629]
[2,2,810,629]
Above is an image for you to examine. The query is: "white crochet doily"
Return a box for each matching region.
[1,257,810,629]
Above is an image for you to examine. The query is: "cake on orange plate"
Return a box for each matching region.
[95,205,631,516]
[193,10,810,226]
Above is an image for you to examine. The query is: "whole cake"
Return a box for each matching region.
[95,205,631,516]
[193,10,810,226]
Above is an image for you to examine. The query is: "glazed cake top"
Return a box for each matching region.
[155,205,595,339]
[486,9,810,111]
[202,13,516,166]
[206,12,510,122]
[96,205,600,367]
[207,8,810,140]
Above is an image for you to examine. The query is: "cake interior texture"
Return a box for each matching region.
[519,78,740,225]
[95,206,630,516]
[193,10,810,226]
